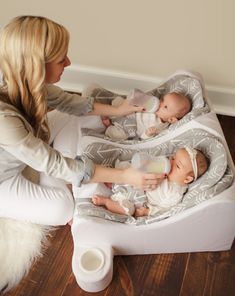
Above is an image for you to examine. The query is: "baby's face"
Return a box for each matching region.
[168,149,193,184]
[156,93,180,122]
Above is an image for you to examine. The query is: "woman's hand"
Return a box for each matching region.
[123,167,165,190]
[114,99,145,116]
[91,101,145,117]
[90,165,164,190]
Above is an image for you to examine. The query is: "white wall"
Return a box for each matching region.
[0,0,235,113]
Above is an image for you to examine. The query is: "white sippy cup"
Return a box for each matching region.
[131,152,171,174]
[127,89,160,113]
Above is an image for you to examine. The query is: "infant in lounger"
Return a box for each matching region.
[101,90,191,140]
[92,147,208,217]
[76,128,233,225]
[81,71,209,142]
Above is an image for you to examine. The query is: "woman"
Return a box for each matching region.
[0,16,164,225]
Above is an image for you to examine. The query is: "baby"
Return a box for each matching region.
[102,91,192,140]
[92,147,208,217]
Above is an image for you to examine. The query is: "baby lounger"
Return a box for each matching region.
[69,125,235,292]
[80,70,210,143]
[51,70,235,292]
[76,128,233,225]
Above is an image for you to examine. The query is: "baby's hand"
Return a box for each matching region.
[146,126,158,137]
[135,207,149,217]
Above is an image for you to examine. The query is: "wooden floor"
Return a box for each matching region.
[5,115,235,296]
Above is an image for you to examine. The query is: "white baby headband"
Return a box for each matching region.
[184,146,198,180]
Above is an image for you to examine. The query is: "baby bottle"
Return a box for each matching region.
[127,88,160,113]
[131,152,171,174]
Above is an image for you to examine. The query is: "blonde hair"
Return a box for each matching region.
[0,15,69,142]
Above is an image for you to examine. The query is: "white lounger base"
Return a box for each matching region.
[49,90,235,292]
[72,185,235,256]
[71,186,235,292]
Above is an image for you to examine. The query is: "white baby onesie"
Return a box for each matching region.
[110,178,187,216]
[146,179,188,216]
[135,113,169,139]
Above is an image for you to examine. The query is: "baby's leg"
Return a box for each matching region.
[92,195,126,215]
[105,124,128,140]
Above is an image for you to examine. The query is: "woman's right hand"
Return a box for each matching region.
[89,165,165,190]
[123,167,165,191]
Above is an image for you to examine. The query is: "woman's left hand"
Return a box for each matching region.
[115,99,145,116]
[91,100,145,117]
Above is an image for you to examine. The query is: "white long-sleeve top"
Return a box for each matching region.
[0,84,95,186]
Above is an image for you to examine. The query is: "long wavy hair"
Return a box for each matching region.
[0,15,70,142]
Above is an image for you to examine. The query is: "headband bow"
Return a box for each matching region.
[184,146,198,180]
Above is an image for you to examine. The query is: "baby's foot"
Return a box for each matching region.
[92,195,107,206]
[135,207,149,217]
[104,182,112,189]
[101,116,111,127]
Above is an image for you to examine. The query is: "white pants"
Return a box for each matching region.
[0,110,104,226]
[0,172,74,226]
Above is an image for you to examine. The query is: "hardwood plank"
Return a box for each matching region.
[218,115,235,160]
[116,254,189,296]
[212,261,235,295]
[180,244,235,296]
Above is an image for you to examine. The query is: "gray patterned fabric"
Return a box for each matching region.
[76,128,234,225]
[106,113,137,139]
[81,73,210,143]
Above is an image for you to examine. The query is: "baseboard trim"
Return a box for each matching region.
[57,64,235,116]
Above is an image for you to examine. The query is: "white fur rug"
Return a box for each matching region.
[0,218,50,294]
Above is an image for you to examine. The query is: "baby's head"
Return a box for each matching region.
[168,147,208,185]
[156,92,192,124]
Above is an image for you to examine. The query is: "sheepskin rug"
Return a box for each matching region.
[0,218,50,294]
